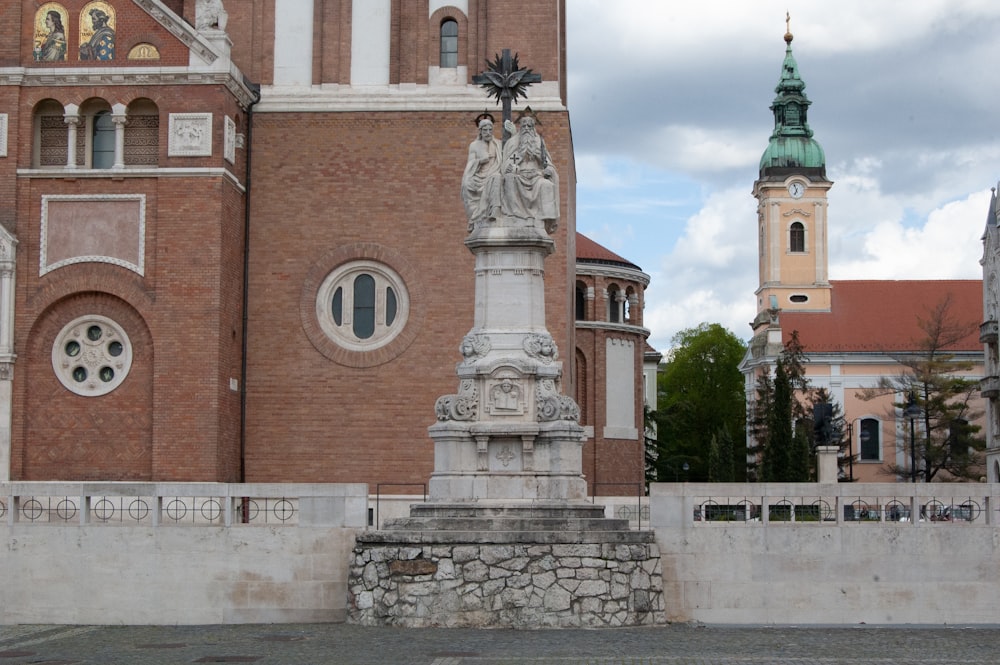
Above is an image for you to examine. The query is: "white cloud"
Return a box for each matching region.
[831,190,989,280]
[567,2,1000,354]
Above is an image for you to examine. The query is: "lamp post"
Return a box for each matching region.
[905,391,920,483]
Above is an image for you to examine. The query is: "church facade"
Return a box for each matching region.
[741,28,985,483]
[1,0,647,491]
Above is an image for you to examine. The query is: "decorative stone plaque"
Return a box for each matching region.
[168,113,212,157]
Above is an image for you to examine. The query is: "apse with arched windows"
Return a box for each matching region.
[572,262,650,493]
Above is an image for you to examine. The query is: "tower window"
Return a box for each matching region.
[789,221,805,253]
[440,19,458,68]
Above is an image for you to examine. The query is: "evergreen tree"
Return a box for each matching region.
[749,331,817,482]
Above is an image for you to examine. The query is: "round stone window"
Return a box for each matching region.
[315,260,410,352]
[51,315,133,396]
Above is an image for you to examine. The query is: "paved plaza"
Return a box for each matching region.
[0,623,995,664]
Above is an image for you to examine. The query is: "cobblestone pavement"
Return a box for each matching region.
[0,623,996,664]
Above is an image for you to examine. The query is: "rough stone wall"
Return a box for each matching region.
[348,541,664,628]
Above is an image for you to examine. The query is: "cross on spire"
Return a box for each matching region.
[472,49,542,142]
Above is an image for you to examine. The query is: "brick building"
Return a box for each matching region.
[2,0,648,490]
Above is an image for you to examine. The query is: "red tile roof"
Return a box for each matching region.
[780,280,983,353]
[576,232,641,270]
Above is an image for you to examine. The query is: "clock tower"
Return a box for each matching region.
[752,22,832,317]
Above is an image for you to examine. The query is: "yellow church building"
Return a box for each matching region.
[740,28,985,483]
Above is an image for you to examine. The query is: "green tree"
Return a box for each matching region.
[810,387,851,480]
[858,296,985,482]
[656,323,747,482]
[749,331,816,481]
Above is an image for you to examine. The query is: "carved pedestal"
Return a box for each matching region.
[428,223,586,502]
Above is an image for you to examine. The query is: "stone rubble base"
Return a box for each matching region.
[348,541,665,628]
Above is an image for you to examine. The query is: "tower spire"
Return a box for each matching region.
[759,17,826,179]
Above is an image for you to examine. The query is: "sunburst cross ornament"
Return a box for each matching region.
[472,49,541,143]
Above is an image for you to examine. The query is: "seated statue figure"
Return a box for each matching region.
[500,114,559,232]
[460,115,502,231]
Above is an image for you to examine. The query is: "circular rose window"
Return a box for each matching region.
[51,315,133,396]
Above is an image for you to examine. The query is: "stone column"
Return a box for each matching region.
[64,108,80,169]
[815,445,840,484]
[112,105,128,168]
[430,118,585,503]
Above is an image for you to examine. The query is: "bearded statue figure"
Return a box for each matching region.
[500,114,559,233]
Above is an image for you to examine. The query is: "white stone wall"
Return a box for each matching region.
[604,337,637,439]
[273,0,315,86]
[0,483,367,625]
[650,482,1000,625]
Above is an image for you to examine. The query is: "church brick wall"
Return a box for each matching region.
[12,166,245,480]
[242,109,573,487]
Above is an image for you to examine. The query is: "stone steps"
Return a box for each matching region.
[381,516,632,532]
[406,502,610,520]
[355,528,655,545]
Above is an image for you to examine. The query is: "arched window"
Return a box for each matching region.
[440,19,458,68]
[789,222,805,253]
[91,110,115,168]
[575,283,587,321]
[859,418,880,461]
[319,260,409,351]
[124,98,159,166]
[607,285,621,323]
[34,99,67,167]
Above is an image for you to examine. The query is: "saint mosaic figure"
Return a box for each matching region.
[461,114,502,230]
[79,7,115,61]
[34,9,67,62]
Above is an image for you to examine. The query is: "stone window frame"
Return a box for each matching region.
[301,243,424,368]
[317,260,409,351]
[51,314,133,397]
[788,220,807,254]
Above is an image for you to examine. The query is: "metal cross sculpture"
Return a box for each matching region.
[472,49,541,143]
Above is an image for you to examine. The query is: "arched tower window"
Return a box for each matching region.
[440,19,458,68]
[607,285,622,323]
[575,281,588,321]
[789,221,805,253]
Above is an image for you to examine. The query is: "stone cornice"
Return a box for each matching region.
[17,167,245,192]
[2,68,256,108]
[254,84,566,114]
[575,321,650,338]
[574,262,650,287]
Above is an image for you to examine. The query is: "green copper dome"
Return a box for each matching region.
[759,31,826,177]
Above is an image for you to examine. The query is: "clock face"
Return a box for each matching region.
[788,182,804,199]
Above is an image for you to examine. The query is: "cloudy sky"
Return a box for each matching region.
[565,1,1000,353]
